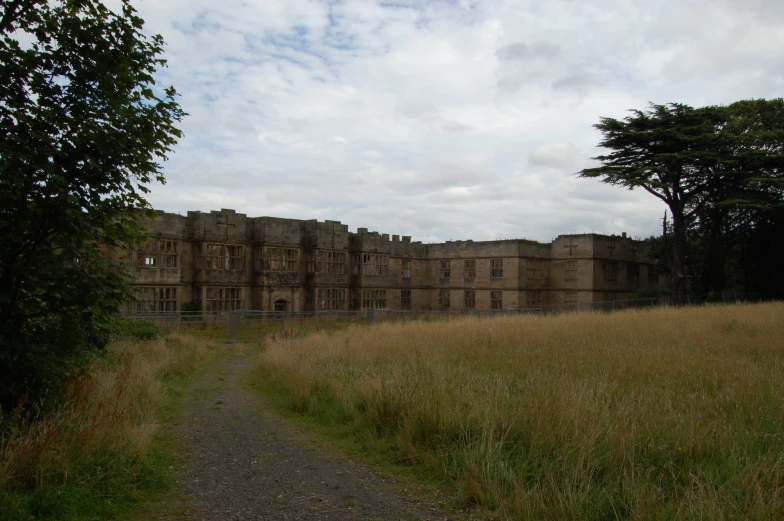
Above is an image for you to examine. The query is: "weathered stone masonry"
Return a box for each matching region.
[113,209,663,313]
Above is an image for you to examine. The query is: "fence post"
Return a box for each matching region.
[227,310,237,343]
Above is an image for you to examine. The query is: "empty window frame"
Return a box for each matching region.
[526,259,544,280]
[333,288,346,310]
[491,290,503,309]
[226,246,244,270]
[491,258,503,279]
[464,259,476,279]
[401,289,412,310]
[137,240,178,268]
[464,290,475,309]
[401,258,411,279]
[199,244,244,270]
[131,286,177,313]
[564,291,578,305]
[361,289,387,310]
[564,260,578,281]
[603,261,618,282]
[307,251,347,274]
[362,254,389,276]
[317,288,346,311]
[258,247,298,272]
[627,263,640,285]
[317,289,329,311]
[439,289,450,309]
[201,244,224,270]
[205,287,242,312]
[440,260,451,282]
[526,291,542,307]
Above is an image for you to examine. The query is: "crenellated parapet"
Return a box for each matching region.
[116,209,665,314]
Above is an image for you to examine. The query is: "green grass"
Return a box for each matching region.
[173,312,458,343]
[0,314,395,520]
[0,333,219,521]
[252,302,784,520]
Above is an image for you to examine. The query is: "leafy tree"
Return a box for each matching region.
[579,101,784,303]
[690,99,784,296]
[0,0,183,412]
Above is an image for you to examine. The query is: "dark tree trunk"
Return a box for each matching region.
[670,205,688,304]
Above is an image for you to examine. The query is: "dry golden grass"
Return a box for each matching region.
[0,332,216,518]
[254,302,784,520]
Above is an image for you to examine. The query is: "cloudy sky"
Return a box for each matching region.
[123,0,782,243]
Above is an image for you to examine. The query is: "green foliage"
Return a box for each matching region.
[0,0,184,412]
[0,334,216,521]
[108,317,160,341]
[0,449,172,521]
[579,100,784,302]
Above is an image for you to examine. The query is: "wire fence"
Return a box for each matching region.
[119,289,759,343]
[120,296,626,342]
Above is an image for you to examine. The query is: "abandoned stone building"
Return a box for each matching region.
[114,209,664,313]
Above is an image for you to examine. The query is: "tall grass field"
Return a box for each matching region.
[0,331,216,520]
[254,302,784,520]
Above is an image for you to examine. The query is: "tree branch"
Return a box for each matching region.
[0,0,34,34]
[641,184,669,204]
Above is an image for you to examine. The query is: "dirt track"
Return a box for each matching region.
[164,349,459,521]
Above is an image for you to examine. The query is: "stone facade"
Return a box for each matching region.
[113,209,664,313]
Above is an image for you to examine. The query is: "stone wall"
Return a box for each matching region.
[117,209,665,313]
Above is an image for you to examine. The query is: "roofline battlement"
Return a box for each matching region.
[118,208,665,315]
[144,209,651,251]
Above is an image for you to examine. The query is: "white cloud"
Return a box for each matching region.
[114,0,784,242]
[528,142,584,172]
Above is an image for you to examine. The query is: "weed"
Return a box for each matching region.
[109,317,161,341]
[0,332,217,520]
[253,302,784,520]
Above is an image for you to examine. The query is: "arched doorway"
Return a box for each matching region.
[274,299,288,313]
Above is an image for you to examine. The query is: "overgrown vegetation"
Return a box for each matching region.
[0,332,216,520]
[254,302,784,520]
[0,0,183,412]
[109,317,161,341]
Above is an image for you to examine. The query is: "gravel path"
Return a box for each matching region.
[170,349,458,521]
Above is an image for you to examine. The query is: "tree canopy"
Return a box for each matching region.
[0,0,184,411]
[579,100,784,302]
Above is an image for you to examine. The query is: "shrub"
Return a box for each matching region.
[109,317,160,341]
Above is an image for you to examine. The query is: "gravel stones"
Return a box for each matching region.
[173,352,456,521]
